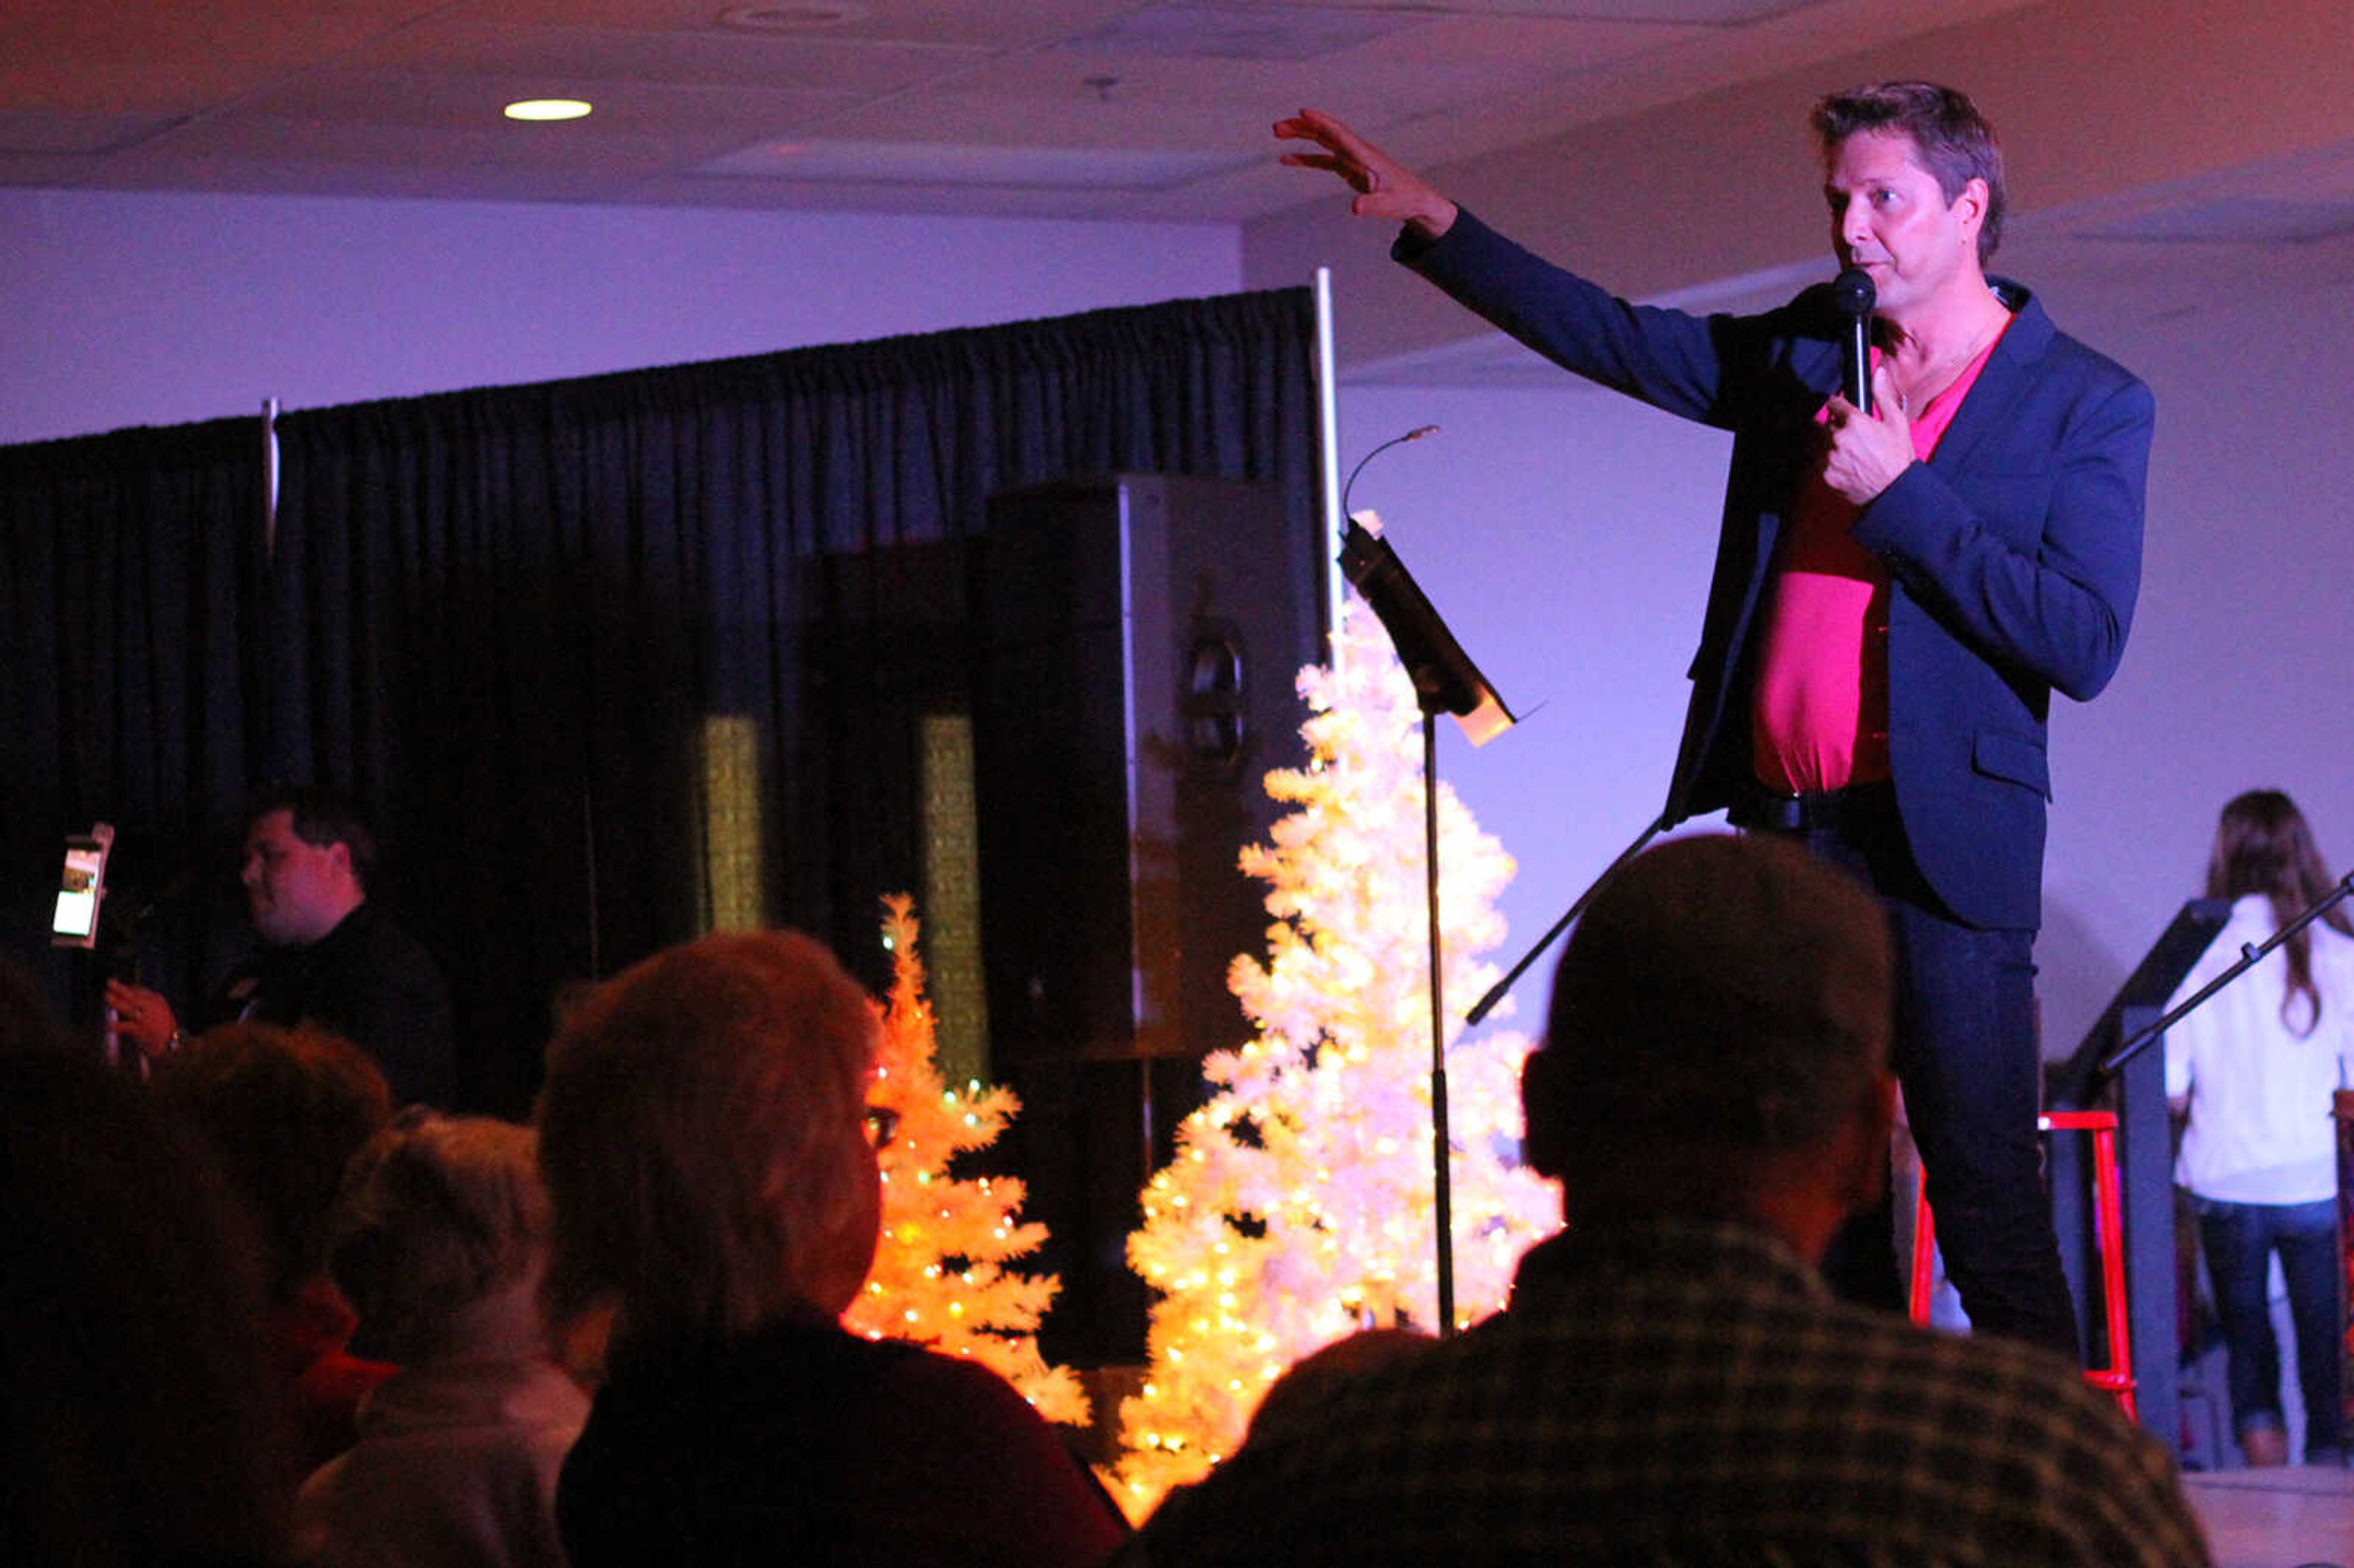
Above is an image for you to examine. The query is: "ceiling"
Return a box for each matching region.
[2,0,2057,222]
[12,0,2354,388]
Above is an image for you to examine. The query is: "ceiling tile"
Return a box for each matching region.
[0,1,443,107]
[364,17,989,94]
[474,0,1138,51]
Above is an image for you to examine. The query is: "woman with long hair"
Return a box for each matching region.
[2166,789,2354,1466]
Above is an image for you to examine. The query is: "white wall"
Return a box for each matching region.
[2040,243,2354,1054]
[1333,382,1726,1041]
[0,187,1242,445]
[1336,229,2354,1060]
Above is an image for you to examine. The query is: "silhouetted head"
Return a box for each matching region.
[1523,834,1893,1235]
[1,1048,291,1563]
[153,1021,394,1301]
[329,1110,552,1363]
[536,930,882,1365]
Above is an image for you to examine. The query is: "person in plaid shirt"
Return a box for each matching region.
[1120,834,2209,1568]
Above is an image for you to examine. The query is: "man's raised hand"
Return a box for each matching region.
[1273,108,1457,239]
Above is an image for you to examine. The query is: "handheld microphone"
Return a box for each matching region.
[1341,424,1440,518]
[1832,268,1875,414]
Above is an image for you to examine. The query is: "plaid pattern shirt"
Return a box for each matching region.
[1122,1217,2211,1568]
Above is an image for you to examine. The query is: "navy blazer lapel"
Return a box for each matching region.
[1922,283,2054,478]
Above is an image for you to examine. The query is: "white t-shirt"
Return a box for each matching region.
[2164,894,2354,1204]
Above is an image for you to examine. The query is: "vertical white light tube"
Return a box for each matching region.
[1312,266,1344,669]
[262,397,281,564]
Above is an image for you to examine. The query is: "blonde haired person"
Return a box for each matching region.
[294,1112,587,1567]
[536,930,1126,1568]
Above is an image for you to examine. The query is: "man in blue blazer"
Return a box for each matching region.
[1278,83,2152,1360]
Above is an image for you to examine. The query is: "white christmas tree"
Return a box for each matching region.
[1112,597,1558,1509]
[842,895,1091,1428]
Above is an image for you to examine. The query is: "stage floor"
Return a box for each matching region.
[2184,1466,2354,1568]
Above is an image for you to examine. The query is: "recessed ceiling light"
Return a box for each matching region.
[504,99,593,122]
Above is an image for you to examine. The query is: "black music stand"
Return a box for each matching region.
[1338,518,1513,1335]
[2047,898,2232,1444]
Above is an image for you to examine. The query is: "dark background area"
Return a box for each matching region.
[1,289,1320,1367]
[2,290,1316,1093]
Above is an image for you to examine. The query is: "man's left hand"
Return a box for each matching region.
[1822,362,1913,505]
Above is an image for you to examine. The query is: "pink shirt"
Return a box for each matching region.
[1750,321,2010,794]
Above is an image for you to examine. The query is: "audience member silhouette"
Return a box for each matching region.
[1116,834,2212,1568]
[295,1111,587,1567]
[1,1027,294,1566]
[536,929,1129,1568]
[153,1021,398,1470]
[1241,1327,1434,1443]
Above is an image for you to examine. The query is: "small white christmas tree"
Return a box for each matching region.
[1112,597,1556,1509]
[842,895,1090,1428]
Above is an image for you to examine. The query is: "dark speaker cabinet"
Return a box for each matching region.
[977,473,1317,1066]
[977,473,1320,1365]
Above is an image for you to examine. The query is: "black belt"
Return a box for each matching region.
[1731,780,1894,834]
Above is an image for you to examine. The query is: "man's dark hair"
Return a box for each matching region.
[245,785,379,896]
[1811,80,2006,265]
[1529,834,1891,1184]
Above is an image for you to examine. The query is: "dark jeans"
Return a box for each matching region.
[1753,785,2081,1362]
[2195,1195,2344,1458]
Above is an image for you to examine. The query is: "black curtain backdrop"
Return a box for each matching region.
[0,417,271,1026]
[2,289,1317,1113]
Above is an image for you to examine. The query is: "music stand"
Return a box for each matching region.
[2046,898,2231,1444]
[1339,517,1514,1334]
[2066,871,2354,1442]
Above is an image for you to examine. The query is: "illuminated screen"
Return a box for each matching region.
[53,846,102,938]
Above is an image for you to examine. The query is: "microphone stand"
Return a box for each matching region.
[1338,519,1512,1336]
[1465,811,1670,1027]
[2102,869,2354,1076]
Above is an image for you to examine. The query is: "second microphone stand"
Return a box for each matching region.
[2103,868,2354,1076]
